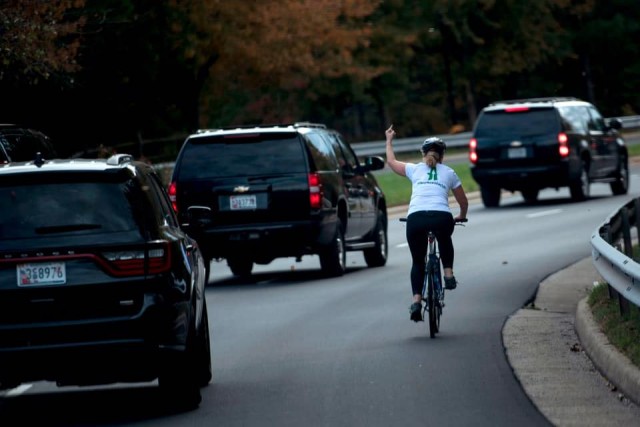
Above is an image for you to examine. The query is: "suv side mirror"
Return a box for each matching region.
[607,118,622,131]
[363,156,385,171]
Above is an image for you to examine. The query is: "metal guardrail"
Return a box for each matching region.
[591,197,640,313]
[353,115,640,157]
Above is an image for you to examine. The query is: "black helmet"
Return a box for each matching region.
[421,137,446,157]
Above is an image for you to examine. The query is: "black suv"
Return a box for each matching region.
[169,122,388,277]
[0,154,211,408]
[0,124,57,163]
[469,97,628,207]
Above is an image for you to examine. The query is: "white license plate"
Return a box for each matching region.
[17,262,66,286]
[508,147,527,159]
[230,194,257,210]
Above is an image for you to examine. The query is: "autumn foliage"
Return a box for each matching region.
[0,0,86,83]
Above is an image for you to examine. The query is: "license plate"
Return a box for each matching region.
[17,262,66,286]
[508,147,527,159]
[230,194,257,210]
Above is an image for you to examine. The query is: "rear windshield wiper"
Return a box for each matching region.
[35,224,102,234]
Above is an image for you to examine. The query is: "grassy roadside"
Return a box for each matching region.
[589,283,640,367]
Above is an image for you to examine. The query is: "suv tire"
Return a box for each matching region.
[611,156,629,195]
[227,257,253,278]
[480,185,501,208]
[363,211,388,267]
[158,319,203,410]
[196,304,212,387]
[320,220,346,277]
[569,160,590,201]
[521,188,539,204]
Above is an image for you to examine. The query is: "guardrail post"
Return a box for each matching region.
[622,207,633,258]
[616,209,632,317]
[606,225,616,301]
[634,199,640,261]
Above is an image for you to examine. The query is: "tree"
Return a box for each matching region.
[0,0,86,84]
[165,0,383,129]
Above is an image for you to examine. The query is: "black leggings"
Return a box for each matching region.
[406,211,455,296]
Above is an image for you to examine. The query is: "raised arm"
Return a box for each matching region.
[385,125,407,177]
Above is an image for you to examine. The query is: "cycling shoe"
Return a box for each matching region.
[409,302,423,322]
[444,276,457,290]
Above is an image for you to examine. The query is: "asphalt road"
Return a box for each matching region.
[1,166,638,426]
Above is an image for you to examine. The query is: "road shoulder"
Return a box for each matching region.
[503,257,640,426]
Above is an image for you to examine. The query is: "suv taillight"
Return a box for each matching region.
[558,132,569,157]
[101,241,171,277]
[469,138,478,164]
[308,173,323,209]
[168,182,178,212]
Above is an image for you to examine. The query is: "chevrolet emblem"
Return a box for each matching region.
[233,186,250,193]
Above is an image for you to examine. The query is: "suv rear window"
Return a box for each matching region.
[475,108,560,138]
[178,133,307,180]
[0,180,142,240]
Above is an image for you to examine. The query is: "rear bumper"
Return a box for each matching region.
[471,161,577,191]
[0,289,192,387]
[188,218,338,261]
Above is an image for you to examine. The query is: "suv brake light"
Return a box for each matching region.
[308,173,323,209]
[469,138,478,164]
[168,182,178,212]
[505,107,530,113]
[101,241,171,276]
[558,132,569,157]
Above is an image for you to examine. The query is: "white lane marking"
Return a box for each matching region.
[397,243,409,248]
[5,384,32,397]
[526,209,563,219]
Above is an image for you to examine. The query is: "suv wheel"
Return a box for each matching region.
[364,211,388,268]
[196,303,212,387]
[570,160,590,201]
[320,220,346,277]
[611,156,629,195]
[521,188,539,204]
[227,257,253,277]
[480,185,501,208]
[158,319,203,410]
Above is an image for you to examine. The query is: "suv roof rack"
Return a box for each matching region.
[293,122,326,129]
[488,97,580,106]
[106,153,134,166]
[196,122,327,133]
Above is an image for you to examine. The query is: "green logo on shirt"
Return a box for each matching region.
[428,167,438,181]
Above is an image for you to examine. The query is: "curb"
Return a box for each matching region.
[575,297,640,405]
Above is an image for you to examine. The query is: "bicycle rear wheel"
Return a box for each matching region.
[426,269,439,338]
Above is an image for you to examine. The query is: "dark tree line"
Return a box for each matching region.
[1,0,638,159]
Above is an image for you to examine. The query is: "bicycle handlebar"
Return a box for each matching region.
[399,217,468,225]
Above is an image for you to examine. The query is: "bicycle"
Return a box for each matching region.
[400,217,467,338]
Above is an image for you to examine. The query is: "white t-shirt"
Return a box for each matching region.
[405,162,462,215]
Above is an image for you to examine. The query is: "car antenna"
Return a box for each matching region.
[33,152,45,167]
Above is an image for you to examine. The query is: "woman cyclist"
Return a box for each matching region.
[385,125,469,322]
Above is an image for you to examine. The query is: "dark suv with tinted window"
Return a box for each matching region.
[469,97,628,207]
[0,154,211,408]
[169,122,388,277]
